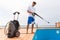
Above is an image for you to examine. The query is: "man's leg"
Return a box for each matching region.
[31,23,34,33]
[26,24,29,34]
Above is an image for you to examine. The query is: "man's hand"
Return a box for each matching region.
[32,13,36,16]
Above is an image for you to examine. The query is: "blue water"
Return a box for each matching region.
[33,29,60,40]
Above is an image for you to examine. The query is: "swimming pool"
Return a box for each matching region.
[33,28,60,40]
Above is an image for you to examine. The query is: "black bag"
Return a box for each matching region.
[7,20,20,38]
[5,12,20,38]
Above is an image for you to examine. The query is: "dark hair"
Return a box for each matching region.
[33,1,36,4]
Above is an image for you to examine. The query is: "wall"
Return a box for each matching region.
[0,0,60,27]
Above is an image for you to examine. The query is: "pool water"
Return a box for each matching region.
[33,29,60,40]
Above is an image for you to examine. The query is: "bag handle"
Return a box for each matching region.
[13,11,20,15]
[13,11,20,20]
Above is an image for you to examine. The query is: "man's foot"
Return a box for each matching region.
[26,32,28,34]
[31,32,34,34]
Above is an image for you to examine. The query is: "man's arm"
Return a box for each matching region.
[27,10,33,14]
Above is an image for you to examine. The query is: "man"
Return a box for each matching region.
[26,1,36,34]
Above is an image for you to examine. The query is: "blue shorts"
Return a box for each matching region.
[28,16,35,24]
